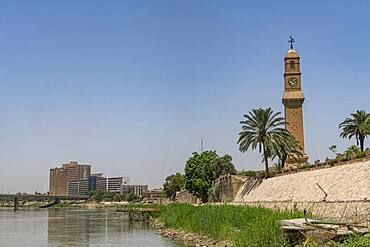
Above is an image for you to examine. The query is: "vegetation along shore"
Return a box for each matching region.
[156,204,370,247]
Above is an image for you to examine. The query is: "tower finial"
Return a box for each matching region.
[288,36,295,49]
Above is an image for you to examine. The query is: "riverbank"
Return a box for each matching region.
[151,218,231,247]
[154,204,370,247]
[156,203,305,247]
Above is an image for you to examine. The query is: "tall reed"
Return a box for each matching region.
[159,203,305,247]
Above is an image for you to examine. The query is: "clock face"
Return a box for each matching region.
[288,77,298,87]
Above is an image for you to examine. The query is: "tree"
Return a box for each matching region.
[339,110,370,152]
[238,108,295,178]
[271,132,303,168]
[329,145,337,155]
[126,193,139,202]
[89,190,104,202]
[184,151,218,202]
[163,173,185,200]
[113,193,126,202]
[211,154,237,180]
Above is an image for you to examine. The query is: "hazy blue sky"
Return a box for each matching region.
[0,1,369,193]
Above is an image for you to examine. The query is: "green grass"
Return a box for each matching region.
[158,203,305,247]
[325,235,370,247]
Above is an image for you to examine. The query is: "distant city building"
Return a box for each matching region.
[49,161,131,196]
[49,161,91,196]
[67,180,79,196]
[79,179,89,195]
[67,179,89,196]
[88,174,128,192]
[49,167,67,196]
[94,176,108,192]
[122,185,148,197]
[107,177,124,193]
[67,175,130,196]
[88,173,103,192]
[63,161,91,181]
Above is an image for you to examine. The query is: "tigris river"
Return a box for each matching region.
[0,208,185,247]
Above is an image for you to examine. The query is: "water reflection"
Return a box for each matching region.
[0,208,183,247]
[47,209,183,247]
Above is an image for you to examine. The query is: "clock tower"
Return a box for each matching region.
[282,37,308,166]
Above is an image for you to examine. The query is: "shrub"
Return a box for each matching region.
[355,151,366,159]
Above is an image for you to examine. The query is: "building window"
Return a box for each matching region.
[290,61,295,69]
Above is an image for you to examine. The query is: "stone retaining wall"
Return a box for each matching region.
[233,201,370,223]
[234,160,370,222]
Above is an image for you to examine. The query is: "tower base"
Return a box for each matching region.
[285,154,309,169]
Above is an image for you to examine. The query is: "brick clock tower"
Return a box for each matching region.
[282,37,308,166]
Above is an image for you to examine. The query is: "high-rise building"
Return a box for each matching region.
[49,162,130,196]
[63,161,91,181]
[49,161,91,196]
[49,167,67,196]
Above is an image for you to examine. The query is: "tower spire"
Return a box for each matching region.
[288,36,295,49]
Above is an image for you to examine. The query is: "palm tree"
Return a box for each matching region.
[271,132,303,169]
[339,110,370,152]
[238,108,294,178]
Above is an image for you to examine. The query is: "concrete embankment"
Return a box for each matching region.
[234,160,370,222]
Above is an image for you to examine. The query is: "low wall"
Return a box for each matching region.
[270,155,370,179]
[175,190,199,204]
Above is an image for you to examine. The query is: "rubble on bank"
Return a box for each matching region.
[151,219,232,247]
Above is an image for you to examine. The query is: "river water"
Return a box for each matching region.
[0,208,184,247]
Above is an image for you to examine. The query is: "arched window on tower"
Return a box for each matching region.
[290,61,295,69]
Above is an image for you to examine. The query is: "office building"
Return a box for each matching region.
[122,185,148,197]
[107,177,129,193]
[67,179,89,196]
[49,161,130,196]
[63,161,91,181]
[49,161,91,196]
[49,167,67,196]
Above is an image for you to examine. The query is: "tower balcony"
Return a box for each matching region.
[282,91,305,103]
